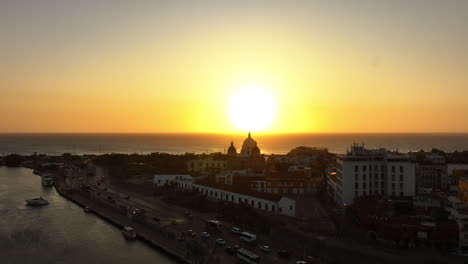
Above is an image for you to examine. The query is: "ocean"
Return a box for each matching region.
[0,133,467,156]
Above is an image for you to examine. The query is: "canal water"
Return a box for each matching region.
[0,166,177,264]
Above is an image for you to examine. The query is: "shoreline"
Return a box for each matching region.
[53,178,191,264]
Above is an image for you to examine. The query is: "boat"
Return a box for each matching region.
[121,227,137,240]
[25,197,49,206]
[41,174,54,187]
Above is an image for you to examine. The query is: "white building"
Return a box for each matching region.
[328,143,416,205]
[447,196,468,251]
[175,180,296,217]
[153,174,194,187]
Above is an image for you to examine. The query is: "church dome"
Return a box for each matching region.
[240,132,259,157]
[227,141,237,156]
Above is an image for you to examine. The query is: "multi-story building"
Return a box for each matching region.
[410,152,448,192]
[187,158,227,174]
[328,143,416,205]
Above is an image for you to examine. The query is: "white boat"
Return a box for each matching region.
[121,227,137,240]
[25,197,49,206]
[41,174,54,186]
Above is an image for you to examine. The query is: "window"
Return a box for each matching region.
[392,191,395,196]
[400,183,403,189]
[381,190,385,195]
[355,174,358,181]
[258,202,261,209]
[355,183,358,189]
[392,175,395,182]
[362,183,367,189]
[400,192,404,197]
[363,191,367,196]
[354,165,359,172]
[290,205,293,210]
[399,175,403,181]
[251,200,254,206]
[381,182,384,188]
[391,166,395,173]
[374,165,379,171]
[392,183,395,190]
[400,166,404,173]
[279,207,282,213]
[355,190,358,196]
[363,174,367,181]
[363,165,367,171]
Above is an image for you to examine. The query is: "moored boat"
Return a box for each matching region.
[25,197,49,206]
[121,226,137,240]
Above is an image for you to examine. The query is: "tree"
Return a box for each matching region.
[5,154,22,167]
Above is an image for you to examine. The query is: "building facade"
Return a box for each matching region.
[328,144,416,205]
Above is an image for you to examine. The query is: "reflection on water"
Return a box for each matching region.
[0,167,177,264]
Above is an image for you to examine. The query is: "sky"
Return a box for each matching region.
[1,0,467,133]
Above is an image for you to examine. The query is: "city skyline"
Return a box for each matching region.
[1,0,467,133]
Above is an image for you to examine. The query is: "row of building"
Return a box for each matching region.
[153,133,328,218]
[327,143,468,206]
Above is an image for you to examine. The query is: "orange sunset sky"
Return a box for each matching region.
[1,0,467,134]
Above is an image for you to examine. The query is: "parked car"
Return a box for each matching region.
[216,238,225,245]
[152,216,160,222]
[188,230,196,237]
[233,245,240,251]
[296,261,307,264]
[171,220,178,225]
[231,227,241,234]
[201,232,210,239]
[260,245,271,253]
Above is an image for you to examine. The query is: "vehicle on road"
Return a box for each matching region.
[231,227,242,234]
[171,219,178,225]
[216,238,225,245]
[206,220,222,231]
[121,227,137,240]
[260,245,271,253]
[152,216,160,222]
[240,232,256,243]
[25,197,49,206]
[237,248,260,264]
[83,206,93,213]
[296,261,307,264]
[187,230,196,237]
[201,232,210,239]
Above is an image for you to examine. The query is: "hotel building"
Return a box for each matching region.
[328,143,416,205]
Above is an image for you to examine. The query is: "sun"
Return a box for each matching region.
[228,83,277,132]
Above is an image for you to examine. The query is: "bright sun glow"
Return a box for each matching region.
[228,84,277,132]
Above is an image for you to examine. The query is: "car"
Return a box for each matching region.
[224,246,234,255]
[231,227,241,234]
[132,209,144,215]
[201,232,210,239]
[152,216,160,222]
[278,250,290,259]
[260,245,271,252]
[233,245,240,251]
[177,236,185,242]
[296,261,307,264]
[216,238,225,245]
[171,220,178,225]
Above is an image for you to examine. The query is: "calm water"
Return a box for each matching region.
[0,167,177,264]
[0,133,467,155]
